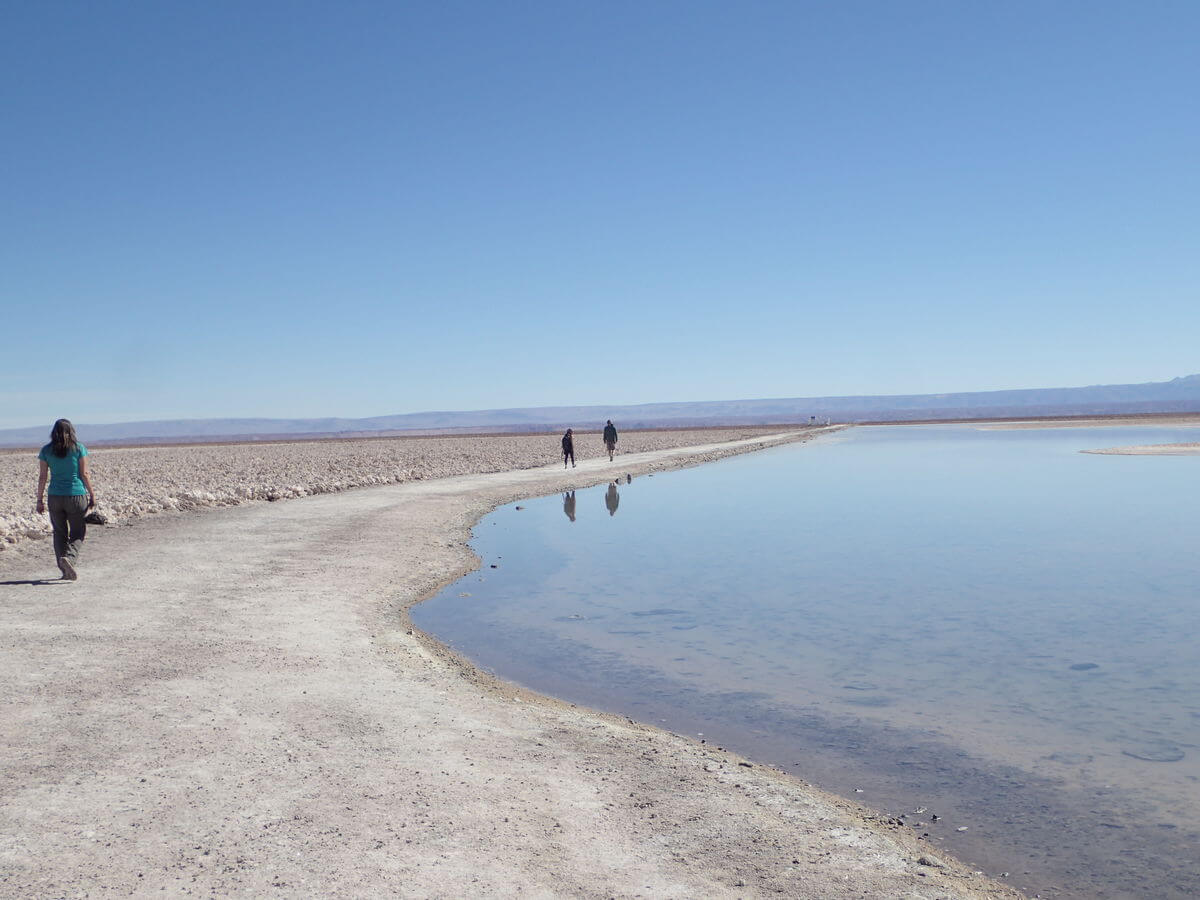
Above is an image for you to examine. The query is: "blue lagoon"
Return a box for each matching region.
[412,425,1200,898]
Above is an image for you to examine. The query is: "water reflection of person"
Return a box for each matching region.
[605,482,620,517]
[562,490,576,522]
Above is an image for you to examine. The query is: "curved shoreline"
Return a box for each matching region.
[398,430,851,710]
[0,428,1022,898]
[0,426,817,551]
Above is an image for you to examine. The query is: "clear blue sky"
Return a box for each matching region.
[3,1,1197,428]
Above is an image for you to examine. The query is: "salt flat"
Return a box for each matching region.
[1,428,794,551]
[0,429,1020,898]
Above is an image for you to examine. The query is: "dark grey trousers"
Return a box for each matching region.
[48,494,88,563]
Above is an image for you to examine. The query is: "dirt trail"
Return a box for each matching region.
[0,429,1023,898]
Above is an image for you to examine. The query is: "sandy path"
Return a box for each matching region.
[0,430,1021,898]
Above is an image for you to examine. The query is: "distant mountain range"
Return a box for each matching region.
[3,375,1199,447]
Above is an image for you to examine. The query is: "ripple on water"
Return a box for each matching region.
[631,608,690,617]
[1045,752,1094,765]
[1122,742,1186,763]
[841,695,895,708]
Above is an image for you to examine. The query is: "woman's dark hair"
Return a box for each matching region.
[50,419,78,458]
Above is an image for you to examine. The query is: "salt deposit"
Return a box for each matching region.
[0,428,790,550]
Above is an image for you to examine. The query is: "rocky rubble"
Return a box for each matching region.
[0,428,789,550]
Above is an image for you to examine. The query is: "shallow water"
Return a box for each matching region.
[412,425,1200,898]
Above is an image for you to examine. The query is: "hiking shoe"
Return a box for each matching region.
[59,557,77,581]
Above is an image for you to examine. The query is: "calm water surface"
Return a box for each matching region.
[412,425,1200,898]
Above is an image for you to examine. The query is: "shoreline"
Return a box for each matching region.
[1081,442,1200,455]
[975,414,1200,429]
[0,428,1022,898]
[0,426,808,551]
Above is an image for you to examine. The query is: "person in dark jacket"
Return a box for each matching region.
[561,429,575,468]
[35,418,97,581]
[602,420,618,461]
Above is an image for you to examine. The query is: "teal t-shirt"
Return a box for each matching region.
[38,443,89,496]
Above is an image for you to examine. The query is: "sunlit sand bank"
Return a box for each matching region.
[978,414,1200,429]
[1081,442,1200,455]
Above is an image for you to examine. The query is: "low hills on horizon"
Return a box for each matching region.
[3,374,1199,448]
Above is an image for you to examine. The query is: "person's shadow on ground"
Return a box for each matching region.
[0,579,64,586]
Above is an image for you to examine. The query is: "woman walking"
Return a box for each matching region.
[36,419,96,580]
[561,428,576,468]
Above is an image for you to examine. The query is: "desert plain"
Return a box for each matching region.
[0,427,1022,897]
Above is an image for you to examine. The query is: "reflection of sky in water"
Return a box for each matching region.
[413,425,1200,898]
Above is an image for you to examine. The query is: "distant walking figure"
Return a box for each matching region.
[605,482,620,517]
[562,490,576,522]
[36,419,96,581]
[602,420,618,461]
[562,429,576,468]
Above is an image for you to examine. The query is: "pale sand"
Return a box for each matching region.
[0,429,1021,898]
[1082,443,1200,455]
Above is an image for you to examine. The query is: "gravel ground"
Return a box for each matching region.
[1,428,791,550]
